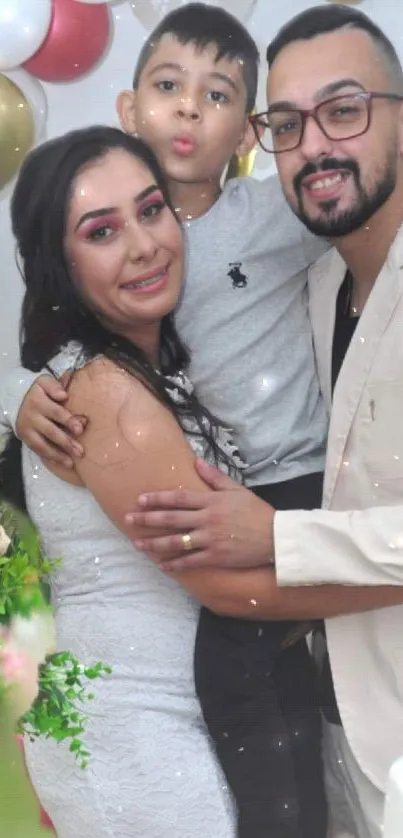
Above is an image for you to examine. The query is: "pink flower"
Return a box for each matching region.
[0,634,40,720]
[0,611,56,720]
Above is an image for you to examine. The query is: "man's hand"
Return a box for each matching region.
[16,375,86,468]
[126,458,275,571]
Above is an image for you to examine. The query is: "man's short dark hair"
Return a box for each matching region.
[133,2,259,112]
[266,4,403,91]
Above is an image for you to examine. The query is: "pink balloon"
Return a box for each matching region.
[23,0,110,83]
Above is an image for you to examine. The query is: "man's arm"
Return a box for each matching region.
[274,506,403,587]
[53,365,403,622]
[128,460,403,591]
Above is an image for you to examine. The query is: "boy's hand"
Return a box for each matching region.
[16,375,86,468]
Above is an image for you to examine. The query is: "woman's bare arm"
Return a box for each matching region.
[51,358,403,621]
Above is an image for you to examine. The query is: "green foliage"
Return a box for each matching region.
[0,501,53,622]
[0,501,111,766]
[19,654,112,769]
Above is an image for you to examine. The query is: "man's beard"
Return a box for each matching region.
[290,154,397,238]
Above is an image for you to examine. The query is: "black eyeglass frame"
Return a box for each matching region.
[250,91,403,153]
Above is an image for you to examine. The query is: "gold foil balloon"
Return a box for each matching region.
[225,146,258,184]
[235,145,258,178]
[0,74,34,191]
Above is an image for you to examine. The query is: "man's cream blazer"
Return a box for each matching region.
[275,224,403,791]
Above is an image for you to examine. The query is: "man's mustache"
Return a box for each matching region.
[293,158,360,195]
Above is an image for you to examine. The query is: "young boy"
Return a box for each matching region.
[1,5,329,836]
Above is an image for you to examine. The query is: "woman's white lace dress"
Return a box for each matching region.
[21,344,238,838]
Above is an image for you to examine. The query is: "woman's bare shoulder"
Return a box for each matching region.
[67,356,161,417]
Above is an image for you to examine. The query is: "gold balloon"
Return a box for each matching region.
[234,145,258,178]
[225,109,259,184]
[225,146,258,183]
[0,74,34,191]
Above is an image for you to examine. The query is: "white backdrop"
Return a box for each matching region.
[0,0,401,371]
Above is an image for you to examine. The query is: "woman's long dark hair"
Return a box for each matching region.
[0,126,235,511]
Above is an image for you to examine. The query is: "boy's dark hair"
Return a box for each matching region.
[266,4,403,90]
[133,2,259,112]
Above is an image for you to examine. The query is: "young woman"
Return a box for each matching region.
[1,126,239,837]
[1,126,331,837]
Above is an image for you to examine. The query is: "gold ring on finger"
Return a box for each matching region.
[181,533,193,552]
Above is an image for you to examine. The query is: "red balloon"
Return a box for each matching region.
[23,0,110,83]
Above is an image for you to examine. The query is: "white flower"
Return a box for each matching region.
[0,611,56,721]
[0,633,40,720]
[10,612,57,664]
[0,525,11,557]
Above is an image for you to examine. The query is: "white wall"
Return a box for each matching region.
[0,0,400,371]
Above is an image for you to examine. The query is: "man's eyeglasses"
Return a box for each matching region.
[250,91,403,154]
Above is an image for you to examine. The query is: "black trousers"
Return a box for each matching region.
[194,472,328,838]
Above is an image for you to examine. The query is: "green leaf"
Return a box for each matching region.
[1,500,111,767]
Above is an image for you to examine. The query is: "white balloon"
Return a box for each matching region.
[2,68,47,143]
[0,0,52,71]
[129,0,257,31]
